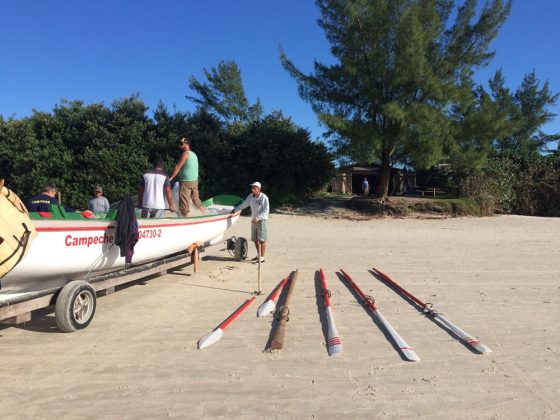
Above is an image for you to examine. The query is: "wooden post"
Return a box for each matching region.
[187,242,200,273]
[257,242,262,294]
[193,246,198,272]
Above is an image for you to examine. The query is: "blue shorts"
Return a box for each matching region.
[251,220,268,242]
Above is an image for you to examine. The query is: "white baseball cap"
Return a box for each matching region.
[250,181,261,189]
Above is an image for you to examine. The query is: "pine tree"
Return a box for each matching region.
[187,60,263,130]
[282,0,511,198]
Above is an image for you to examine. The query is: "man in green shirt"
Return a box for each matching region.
[170,137,205,216]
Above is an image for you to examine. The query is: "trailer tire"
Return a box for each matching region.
[55,280,96,332]
[234,237,248,261]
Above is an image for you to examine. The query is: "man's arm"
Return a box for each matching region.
[170,151,188,181]
[165,187,175,212]
[233,195,251,213]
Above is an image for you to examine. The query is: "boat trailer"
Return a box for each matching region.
[0,237,248,333]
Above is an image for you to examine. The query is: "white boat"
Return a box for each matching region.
[1,191,242,292]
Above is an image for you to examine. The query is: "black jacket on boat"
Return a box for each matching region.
[114,197,139,264]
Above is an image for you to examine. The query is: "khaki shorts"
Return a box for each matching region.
[251,220,268,242]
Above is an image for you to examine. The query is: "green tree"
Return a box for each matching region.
[490,69,559,153]
[187,60,263,130]
[282,0,511,198]
[447,84,513,178]
[230,112,335,203]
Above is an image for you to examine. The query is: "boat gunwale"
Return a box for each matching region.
[32,211,241,232]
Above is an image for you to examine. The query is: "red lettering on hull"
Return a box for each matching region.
[65,234,114,247]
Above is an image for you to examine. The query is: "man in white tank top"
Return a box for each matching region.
[137,158,175,218]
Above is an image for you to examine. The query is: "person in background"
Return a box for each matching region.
[138,158,175,218]
[88,186,110,212]
[169,137,205,216]
[233,181,269,263]
[362,177,370,196]
[27,184,75,212]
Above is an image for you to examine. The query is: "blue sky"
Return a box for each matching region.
[1,1,559,149]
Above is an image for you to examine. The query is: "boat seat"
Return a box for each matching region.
[52,204,84,220]
[48,204,64,218]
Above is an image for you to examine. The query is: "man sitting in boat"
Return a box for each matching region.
[138,158,176,218]
[27,184,75,212]
[88,185,110,212]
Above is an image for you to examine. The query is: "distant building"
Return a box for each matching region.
[330,164,416,196]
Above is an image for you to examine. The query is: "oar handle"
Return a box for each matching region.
[319,268,331,308]
[269,270,298,350]
[340,269,377,311]
[219,296,256,330]
[282,269,298,308]
[372,267,427,308]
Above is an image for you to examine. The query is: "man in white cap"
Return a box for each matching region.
[233,181,269,263]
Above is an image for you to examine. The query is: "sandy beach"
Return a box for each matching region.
[1,212,559,419]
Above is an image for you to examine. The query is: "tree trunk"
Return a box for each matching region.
[379,152,391,201]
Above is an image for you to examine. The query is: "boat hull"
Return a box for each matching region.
[1,203,241,290]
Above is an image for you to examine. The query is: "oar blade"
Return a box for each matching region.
[467,340,492,354]
[326,308,343,356]
[401,347,421,362]
[257,299,276,317]
[327,337,343,356]
[197,328,223,349]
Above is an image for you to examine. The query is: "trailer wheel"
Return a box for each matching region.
[55,280,96,332]
[234,237,248,261]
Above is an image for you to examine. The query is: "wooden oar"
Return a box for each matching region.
[268,269,298,351]
[257,274,290,317]
[340,269,420,362]
[197,296,256,349]
[319,269,343,356]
